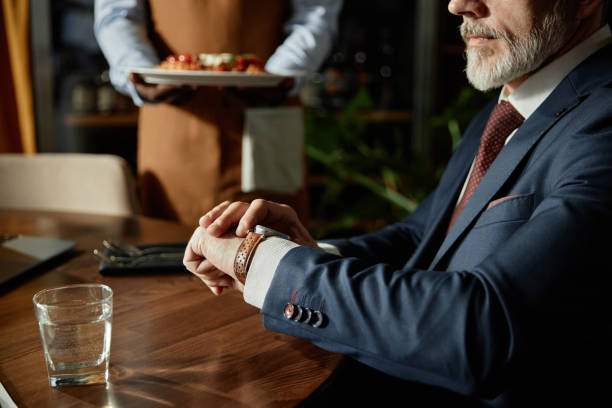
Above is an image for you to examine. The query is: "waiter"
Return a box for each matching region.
[94,0,342,225]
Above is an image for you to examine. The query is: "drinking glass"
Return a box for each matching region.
[33,284,113,387]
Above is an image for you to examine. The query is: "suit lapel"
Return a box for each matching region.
[404,105,492,269]
[428,79,583,270]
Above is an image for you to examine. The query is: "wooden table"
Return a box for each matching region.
[0,210,340,407]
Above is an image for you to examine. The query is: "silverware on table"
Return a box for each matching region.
[102,240,184,257]
[93,249,184,267]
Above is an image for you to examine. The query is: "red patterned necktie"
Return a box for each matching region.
[447,101,524,233]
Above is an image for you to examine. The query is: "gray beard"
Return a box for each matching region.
[462,6,571,91]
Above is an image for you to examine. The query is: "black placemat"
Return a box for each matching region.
[98,242,187,275]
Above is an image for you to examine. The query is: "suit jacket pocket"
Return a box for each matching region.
[446,193,535,270]
[473,193,534,229]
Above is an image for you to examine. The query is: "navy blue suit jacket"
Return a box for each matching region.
[261,44,612,406]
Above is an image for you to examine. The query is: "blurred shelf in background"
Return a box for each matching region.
[352,110,412,123]
[31,0,138,172]
[64,112,138,128]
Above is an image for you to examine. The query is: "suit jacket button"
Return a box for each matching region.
[292,305,304,321]
[310,310,325,328]
[302,307,313,324]
[284,303,296,319]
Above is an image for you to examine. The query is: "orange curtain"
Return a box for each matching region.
[0,0,36,153]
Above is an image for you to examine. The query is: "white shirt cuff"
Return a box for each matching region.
[243,237,299,309]
[243,238,342,309]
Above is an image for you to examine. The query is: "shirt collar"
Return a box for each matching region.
[499,25,612,119]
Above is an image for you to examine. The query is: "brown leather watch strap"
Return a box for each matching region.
[233,231,264,284]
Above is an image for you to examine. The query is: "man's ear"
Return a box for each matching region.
[576,0,605,20]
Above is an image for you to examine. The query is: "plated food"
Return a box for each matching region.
[159,53,266,73]
[122,52,299,86]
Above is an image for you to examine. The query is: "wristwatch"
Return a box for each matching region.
[233,225,290,284]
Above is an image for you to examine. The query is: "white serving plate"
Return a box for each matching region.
[121,66,297,87]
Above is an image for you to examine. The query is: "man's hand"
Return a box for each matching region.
[200,199,318,248]
[183,226,244,295]
[130,73,196,105]
[186,198,317,296]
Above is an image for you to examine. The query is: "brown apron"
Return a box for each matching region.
[139,0,308,226]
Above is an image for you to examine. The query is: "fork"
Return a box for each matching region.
[103,240,184,257]
[93,249,183,267]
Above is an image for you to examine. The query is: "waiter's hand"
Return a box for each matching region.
[225,77,294,107]
[183,226,244,295]
[200,199,318,248]
[129,73,196,105]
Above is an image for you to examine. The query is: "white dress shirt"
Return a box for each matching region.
[94,0,343,105]
[243,25,612,309]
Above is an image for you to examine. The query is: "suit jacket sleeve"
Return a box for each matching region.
[320,190,435,268]
[260,88,612,398]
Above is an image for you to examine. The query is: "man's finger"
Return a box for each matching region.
[210,276,236,296]
[194,261,231,284]
[236,199,299,236]
[201,276,233,289]
[188,256,234,296]
[235,198,273,236]
[207,201,249,237]
[200,201,231,228]
[193,259,219,276]
[280,77,295,90]
[183,227,206,272]
[150,85,187,101]
[133,80,191,103]
[129,72,144,84]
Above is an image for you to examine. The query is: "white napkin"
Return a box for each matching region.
[242,107,304,193]
[0,381,18,408]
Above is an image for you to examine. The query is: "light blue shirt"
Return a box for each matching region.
[94,0,342,105]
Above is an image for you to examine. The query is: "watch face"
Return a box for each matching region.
[253,225,290,240]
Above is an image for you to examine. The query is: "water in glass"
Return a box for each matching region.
[34,284,113,386]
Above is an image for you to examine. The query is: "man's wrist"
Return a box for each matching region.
[233,226,290,284]
[243,237,299,309]
[234,231,264,284]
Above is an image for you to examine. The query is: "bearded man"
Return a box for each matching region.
[183,1,612,406]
